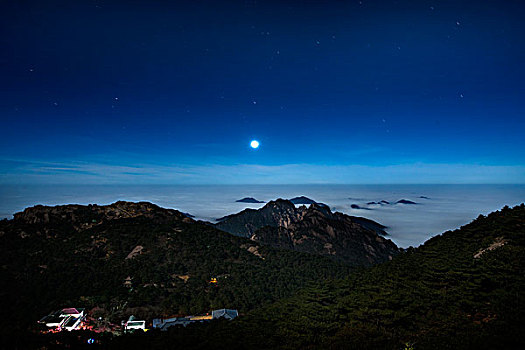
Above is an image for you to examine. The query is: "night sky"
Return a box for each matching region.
[1,0,524,184]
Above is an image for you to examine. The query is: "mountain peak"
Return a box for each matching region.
[215,198,398,266]
[263,198,296,209]
[289,196,317,205]
[13,201,188,227]
[236,197,265,203]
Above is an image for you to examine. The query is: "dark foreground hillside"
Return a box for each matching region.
[0,202,352,348]
[109,204,525,350]
[2,203,524,349]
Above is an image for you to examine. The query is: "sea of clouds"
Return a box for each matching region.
[1,184,524,247]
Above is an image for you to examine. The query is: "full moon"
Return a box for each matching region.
[250,140,260,149]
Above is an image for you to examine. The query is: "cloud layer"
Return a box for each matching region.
[1,158,524,184]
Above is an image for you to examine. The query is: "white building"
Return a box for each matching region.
[38,307,85,331]
[124,315,146,332]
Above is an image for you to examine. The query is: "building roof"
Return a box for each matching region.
[61,308,80,315]
[39,315,63,325]
[212,309,238,319]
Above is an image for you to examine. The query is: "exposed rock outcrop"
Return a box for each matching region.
[474,237,508,259]
[216,199,398,266]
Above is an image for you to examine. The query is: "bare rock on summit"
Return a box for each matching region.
[216,199,301,237]
[12,201,189,235]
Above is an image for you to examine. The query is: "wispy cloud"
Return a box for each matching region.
[1,157,524,184]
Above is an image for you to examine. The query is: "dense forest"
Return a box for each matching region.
[2,203,524,349]
[0,202,352,348]
[113,204,523,349]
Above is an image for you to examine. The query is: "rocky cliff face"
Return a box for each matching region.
[215,200,399,265]
[215,199,302,237]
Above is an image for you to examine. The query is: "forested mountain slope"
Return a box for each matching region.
[231,204,525,349]
[0,201,351,341]
[111,204,525,350]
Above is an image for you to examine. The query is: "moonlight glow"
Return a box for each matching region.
[250,140,260,149]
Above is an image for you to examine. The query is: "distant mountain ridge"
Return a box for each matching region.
[215,199,398,265]
[289,196,317,205]
[236,197,265,203]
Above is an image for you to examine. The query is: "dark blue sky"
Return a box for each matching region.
[1,0,524,184]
